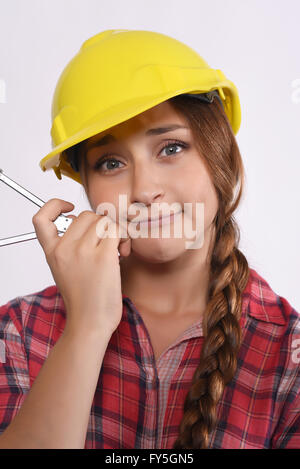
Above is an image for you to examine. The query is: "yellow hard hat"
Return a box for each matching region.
[39,29,241,185]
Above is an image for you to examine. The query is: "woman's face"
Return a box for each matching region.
[80,100,219,263]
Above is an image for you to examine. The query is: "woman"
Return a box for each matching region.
[0,29,299,449]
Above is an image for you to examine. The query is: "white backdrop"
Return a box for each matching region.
[0,0,299,311]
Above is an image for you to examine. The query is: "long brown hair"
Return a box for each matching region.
[169,94,250,449]
[65,93,250,449]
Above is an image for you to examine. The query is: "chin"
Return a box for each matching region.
[130,238,187,264]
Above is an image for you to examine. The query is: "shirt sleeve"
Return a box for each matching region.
[0,298,30,435]
[271,307,300,449]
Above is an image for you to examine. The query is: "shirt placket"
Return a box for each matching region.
[131,307,160,449]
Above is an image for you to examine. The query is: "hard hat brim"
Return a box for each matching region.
[39,83,240,184]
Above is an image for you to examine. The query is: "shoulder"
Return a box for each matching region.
[0,285,66,339]
[241,268,300,365]
[243,267,299,328]
[0,285,67,384]
[241,268,300,370]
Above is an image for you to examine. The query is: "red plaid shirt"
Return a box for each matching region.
[0,267,299,449]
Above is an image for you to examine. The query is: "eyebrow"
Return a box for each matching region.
[86,124,188,151]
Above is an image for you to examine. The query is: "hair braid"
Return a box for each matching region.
[173,216,249,449]
[169,95,250,449]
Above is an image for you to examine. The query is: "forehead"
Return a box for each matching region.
[85,100,187,147]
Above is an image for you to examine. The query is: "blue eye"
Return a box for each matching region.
[160,142,186,157]
[93,139,188,173]
[94,158,122,172]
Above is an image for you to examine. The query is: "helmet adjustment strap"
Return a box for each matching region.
[181,90,225,111]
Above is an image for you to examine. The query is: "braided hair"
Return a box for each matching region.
[168,94,250,449]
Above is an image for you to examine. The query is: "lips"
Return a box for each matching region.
[130,210,182,224]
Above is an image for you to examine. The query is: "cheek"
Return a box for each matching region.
[182,173,218,228]
[88,188,116,215]
[87,176,128,215]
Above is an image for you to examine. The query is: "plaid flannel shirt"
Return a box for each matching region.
[0,267,299,448]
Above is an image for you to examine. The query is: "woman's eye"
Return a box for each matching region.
[160,142,186,157]
[94,158,123,172]
[94,140,188,172]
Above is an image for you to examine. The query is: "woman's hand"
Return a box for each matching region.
[32,199,131,337]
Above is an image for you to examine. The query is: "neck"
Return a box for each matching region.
[120,229,215,319]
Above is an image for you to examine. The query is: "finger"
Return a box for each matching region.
[32,199,75,255]
[117,217,132,257]
[60,210,99,243]
[118,237,132,257]
[80,215,119,249]
[114,218,130,257]
[115,217,131,257]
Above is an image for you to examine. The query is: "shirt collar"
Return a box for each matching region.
[121,267,287,336]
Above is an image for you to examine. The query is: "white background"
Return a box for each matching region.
[0,0,299,311]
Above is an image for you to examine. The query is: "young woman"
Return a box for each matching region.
[0,29,299,449]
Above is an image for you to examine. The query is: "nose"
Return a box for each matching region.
[129,161,165,209]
